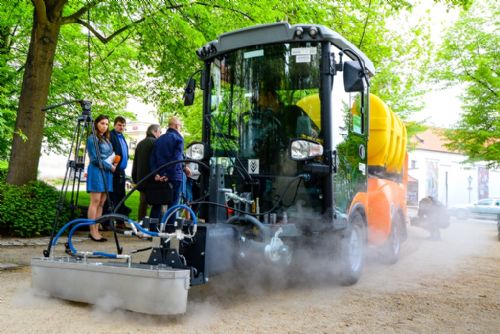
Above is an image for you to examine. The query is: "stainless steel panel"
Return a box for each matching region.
[31,257,190,315]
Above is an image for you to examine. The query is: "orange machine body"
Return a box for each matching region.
[350,94,408,245]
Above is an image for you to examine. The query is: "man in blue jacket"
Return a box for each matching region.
[108,116,132,216]
[150,116,191,220]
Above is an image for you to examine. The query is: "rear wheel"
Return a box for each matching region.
[335,211,366,285]
[381,212,403,264]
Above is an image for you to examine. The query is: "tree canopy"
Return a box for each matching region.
[0,0,472,184]
[434,0,499,168]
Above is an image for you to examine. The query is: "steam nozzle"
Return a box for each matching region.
[298,173,311,182]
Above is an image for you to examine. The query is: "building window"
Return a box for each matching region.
[411,160,418,169]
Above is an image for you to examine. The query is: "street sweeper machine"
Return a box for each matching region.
[32,22,409,315]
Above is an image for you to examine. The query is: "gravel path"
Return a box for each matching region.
[0,219,498,333]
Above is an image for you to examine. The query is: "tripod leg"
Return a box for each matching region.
[44,119,86,257]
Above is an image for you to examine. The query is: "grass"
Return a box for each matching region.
[65,189,141,221]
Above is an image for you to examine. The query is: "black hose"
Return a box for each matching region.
[112,159,210,215]
[225,214,270,239]
[190,174,305,217]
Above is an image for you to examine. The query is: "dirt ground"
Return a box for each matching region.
[0,219,498,334]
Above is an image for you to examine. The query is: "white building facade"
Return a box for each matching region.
[407,128,500,207]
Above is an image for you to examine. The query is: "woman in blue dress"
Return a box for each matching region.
[86,115,116,242]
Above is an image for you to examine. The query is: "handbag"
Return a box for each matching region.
[145,180,173,205]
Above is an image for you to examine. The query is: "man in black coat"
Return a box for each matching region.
[107,116,132,216]
[132,124,161,221]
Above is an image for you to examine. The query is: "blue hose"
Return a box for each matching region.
[54,206,197,257]
[51,218,95,246]
[64,219,160,255]
[67,221,96,254]
[160,204,198,227]
[92,251,118,258]
[127,218,160,236]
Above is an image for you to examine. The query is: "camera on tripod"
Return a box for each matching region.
[78,100,92,123]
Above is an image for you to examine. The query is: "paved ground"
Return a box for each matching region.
[0,219,498,333]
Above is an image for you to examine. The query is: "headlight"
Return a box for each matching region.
[289,139,323,161]
[185,142,205,160]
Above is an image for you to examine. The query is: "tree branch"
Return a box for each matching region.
[61,0,104,24]
[75,17,145,44]
[53,0,69,17]
[463,67,498,97]
[195,2,255,21]
[31,0,48,24]
[358,0,372,49]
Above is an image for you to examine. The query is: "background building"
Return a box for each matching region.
[408,128,500,207]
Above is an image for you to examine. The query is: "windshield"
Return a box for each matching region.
[209,42,322,176]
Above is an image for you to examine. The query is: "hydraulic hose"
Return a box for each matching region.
[113,159,209,217]
[160,204,198,226]
[225,214,270,240]
[191,174,307,217]
[51,218,95,247]
[56,218,158,256]
[52,208,199,257]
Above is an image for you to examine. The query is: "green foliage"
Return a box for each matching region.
[0,180,71,237]
[434,0,500,167]
[0,160,7,179]
[0,0,31,159]
[67,189,141,221]
[1,0,473,179]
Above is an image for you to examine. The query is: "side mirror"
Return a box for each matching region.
[289,139,323,161]
[183,78,196,106]
[185,142,205,160]
[343,60,365,92]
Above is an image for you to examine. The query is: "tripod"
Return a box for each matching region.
[43,100,123,257]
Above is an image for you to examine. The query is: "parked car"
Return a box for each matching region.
[449,198,500,220]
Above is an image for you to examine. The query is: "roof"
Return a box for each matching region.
[410,127,455,153]
[198,22,375,75]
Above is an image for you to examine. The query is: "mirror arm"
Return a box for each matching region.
[334,51,343,73]
[343,49,370,88]
[303,162,330,175]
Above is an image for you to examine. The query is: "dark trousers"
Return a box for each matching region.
[150,180,182,224]
[106,169,131,215]
[138,191,149,222]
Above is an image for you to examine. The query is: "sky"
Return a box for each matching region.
[416,85,464,128]
[404,1,464,128]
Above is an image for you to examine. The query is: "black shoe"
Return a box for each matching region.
[89,234,107,242]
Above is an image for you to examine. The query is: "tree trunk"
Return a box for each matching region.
[7,9,61,185]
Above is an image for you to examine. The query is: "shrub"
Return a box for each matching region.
[0,161,7,181]
[0,180,71,237]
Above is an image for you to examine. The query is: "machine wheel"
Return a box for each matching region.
[334,211,366,286]
[381,212,403,264]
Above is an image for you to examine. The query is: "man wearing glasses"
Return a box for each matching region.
[150,116,191,221]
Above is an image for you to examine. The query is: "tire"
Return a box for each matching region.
[334,210,366,286]
[381,212,403,264]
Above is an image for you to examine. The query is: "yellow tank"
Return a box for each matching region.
[367,94,407,174]
[296,93,321,129]
[296,92,407,174]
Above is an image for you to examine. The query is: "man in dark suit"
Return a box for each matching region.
[132,124,161,221]
[108,116,132,215]
[150,116,191,221]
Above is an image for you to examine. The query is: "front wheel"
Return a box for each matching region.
[334,211,366,285]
